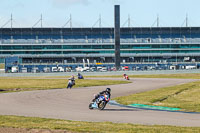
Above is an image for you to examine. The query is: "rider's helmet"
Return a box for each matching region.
[106,88,111,93]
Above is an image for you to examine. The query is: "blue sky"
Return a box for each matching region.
[0,0,200,28]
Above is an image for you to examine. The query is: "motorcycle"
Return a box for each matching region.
[78,75,84,79]
[89,94,110,110]
[78,73,84,79]
[123,74,130,80]
[125,75,130,80]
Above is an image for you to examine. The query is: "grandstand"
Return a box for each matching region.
[1,27,200,72]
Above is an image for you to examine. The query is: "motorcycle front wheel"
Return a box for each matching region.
[89,103,93,110]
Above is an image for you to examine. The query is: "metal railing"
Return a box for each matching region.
[1,38,200,44]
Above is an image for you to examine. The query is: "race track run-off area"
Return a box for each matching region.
[0,78,200,127]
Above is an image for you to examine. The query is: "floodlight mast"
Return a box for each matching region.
[41,14,43,28]
[122,15,131,27]
[92,14,102,28]
[157,14,159,27]
[151,14,160,27]
[62,14,72,28]
[186,14,188,27]
[1,14,13,28]
[11,14,13,28]
[181,14,189,27]
[128,14,130,27]
[32,14,43,28]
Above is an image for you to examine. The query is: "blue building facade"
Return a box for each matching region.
[1,27,200,72]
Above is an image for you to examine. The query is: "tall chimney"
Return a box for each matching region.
[114,5,121,70]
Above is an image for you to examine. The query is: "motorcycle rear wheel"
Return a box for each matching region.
[98,101,106,110]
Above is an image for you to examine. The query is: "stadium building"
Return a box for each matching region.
[1,5,200,72]
[1,27,200,72]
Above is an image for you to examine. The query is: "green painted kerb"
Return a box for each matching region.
[129,104,181,111]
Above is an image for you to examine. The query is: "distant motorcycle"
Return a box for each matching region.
[123,74,130,80]
[89,94,110,110]
[125,75,130,80]
[78,75,84,79]
[77,73,84,79]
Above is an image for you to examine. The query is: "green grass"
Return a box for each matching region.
[0,115,200,133]
[0,77,130,93]
[48,73,200,79]
[126,73,200,79]
[114,81,200,112]
[1,74,200,132]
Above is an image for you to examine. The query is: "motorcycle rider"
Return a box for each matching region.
[123,74,129,80]
[78,73,84,79]
[70,75,75,85]
[93,88,111,103]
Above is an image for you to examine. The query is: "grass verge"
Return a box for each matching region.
[127,73,200,79]
[114,81,200,112]
[43,73,200,79]
[0,115,200,133]
[0,77,130,93]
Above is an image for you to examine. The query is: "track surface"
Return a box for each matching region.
[0,78,200,127]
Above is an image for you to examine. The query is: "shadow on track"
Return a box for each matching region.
[103,108,139,111]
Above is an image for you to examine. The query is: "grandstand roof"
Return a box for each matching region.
[0,27,200,35]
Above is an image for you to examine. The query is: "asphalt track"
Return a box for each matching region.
[0,78,200,127]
